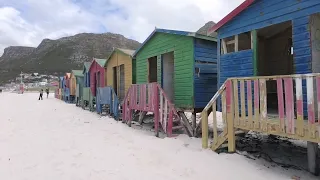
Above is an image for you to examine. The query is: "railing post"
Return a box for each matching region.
[201,110,209,149]
[226,80,236,153]
[154,83,160,137]
[167,108,173,137]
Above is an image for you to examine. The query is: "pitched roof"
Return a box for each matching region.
[95,58,107,67]
[133,28,217,57]
[207,0,256,35]
[117,48,135,56]
[71,70,83,77]
[84,62,91,70]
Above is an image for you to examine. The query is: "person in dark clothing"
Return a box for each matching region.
[39,89,43,100]
[46,88,49,98]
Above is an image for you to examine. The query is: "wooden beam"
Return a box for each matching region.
[222,39,227,54]
[227,40,235,45]
[251,30,258,76]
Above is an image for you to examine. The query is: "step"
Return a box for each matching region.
[172,125,184,131]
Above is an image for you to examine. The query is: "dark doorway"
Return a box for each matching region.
[257,21,293,112]
[148,56,157,83]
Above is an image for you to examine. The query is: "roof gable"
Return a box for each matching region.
[83,62,91,74]
[133,28,217,57]
[208,0,255,34]
[95,58,107,67]
[71,70,83,77]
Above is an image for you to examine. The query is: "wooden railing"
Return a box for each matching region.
[122,83,190,137]
[202,73,320,152]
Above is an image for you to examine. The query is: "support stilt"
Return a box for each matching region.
[307,141,319,176]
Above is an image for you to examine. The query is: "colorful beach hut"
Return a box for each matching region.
[106,48,135,101]
[82,62,92,109]
[123,28,217,137]
[202,0,320,174]
[87,58,107,111]
[64,73,71,103]
[133,28,217,112]
[70,70,84,106]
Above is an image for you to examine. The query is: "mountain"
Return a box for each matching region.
[0,33,141,84]
[196,21,217,36]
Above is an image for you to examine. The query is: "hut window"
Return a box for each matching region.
[238,32,251,51]
[221,32,252,54]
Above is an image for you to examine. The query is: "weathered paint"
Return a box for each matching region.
[106,48,134,100]
[307,77,315,124]
[135,30,217,109]
[253,79,259,129]
[89,58,106,96]
[276,78,285,132]
[295,77,304,136]
[284,78,295,134]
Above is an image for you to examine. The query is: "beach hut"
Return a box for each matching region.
[59,76,64,100]
[82,62,92,109]
[203,0,320,174]
[96,48,135,117]
[70,70,84,106]
[106,48,135,101]
[64,73,71,103]
[88,58,107,111]
[123,28,217,137]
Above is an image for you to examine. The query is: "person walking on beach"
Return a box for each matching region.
[46,88,49,98]
[38,89,43,100]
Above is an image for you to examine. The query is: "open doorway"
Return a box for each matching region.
[162,52,174,103]
[113,66,118,95]
[148,56,157,82]
[119,64,125,100]
[257,21,293,112]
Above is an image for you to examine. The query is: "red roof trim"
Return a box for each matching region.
[208,0,256,35]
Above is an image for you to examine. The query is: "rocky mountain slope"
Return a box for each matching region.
[0,33,141,84]
[0,22,215,84]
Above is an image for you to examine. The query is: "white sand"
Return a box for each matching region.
[0,92,317,180]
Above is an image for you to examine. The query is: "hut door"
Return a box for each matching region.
[119,64,125,100]
[148,56,157,83]
[113,66,118,95]
[162,52,174,103]
[96,72,100,87]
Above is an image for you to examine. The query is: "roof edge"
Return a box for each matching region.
[207,0,255,35]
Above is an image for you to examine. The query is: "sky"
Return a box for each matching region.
[0,0,244,55]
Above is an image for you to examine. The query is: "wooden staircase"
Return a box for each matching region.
[122,83,193,137]
[201,74,320,153]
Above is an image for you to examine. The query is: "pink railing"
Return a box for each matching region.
[122,83,179,137]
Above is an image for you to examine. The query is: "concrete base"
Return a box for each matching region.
[307,141,319,176]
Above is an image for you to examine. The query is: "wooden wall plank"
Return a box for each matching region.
[226,80,235,152]
[277,78,285,132]
[212,101,217,145]
[246,80,253,128]
[201,111,209,148]
[254,80,260,129]
[259,79,267,131]
[240,80,246,127]
[284,78,295,134]
[295,77,304,136]
[307,77,315,124]
[233,80,240,126]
